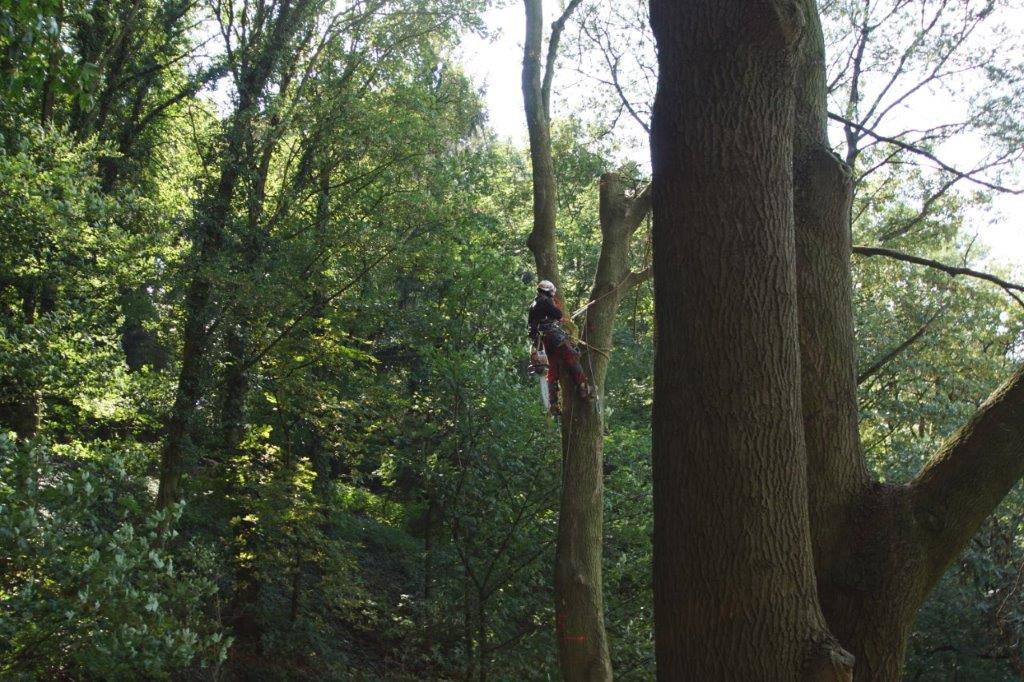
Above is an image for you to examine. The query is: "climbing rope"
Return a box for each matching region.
[572,335,610,359]
[568,268,649,320]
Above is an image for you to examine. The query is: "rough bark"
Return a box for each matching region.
[553,176,648,681]
[912,365,1024,581]
[789,0,870,601]
[647,1,1024,678]
[649,1,852,678]
[788,8,923,676]
[813,365,1022,680]
[787,3,1024,678]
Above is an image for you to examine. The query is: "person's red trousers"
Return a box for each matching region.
[544,338,586,393]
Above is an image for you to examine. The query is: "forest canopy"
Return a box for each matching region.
[1,0,1022,679]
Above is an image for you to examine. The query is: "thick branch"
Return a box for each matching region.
[792,0,867,586]
[912,364,1024,588]
[852,246,1024,309]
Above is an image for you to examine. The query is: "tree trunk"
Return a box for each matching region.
[554,175,649,680]
[521,3,618,679]
[157,0,309,507]
[648,1,852,678]
[522,0,560,287]
[649,1,1024,678]
[156,122,244,507]
[787,4,904,677]
[477,596,488,682]
[791,5,868,576]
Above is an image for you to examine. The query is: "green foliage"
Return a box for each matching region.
[851,145,1024,677]
[0,435,228,678]
[1,0,1022,678]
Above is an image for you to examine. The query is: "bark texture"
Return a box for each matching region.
[649,1,1024,679]
[789,0,869,595]
[649,1,851,679]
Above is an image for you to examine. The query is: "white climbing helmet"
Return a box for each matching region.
[537,279,556,295]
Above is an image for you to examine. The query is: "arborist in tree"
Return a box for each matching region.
[528,279,594,416]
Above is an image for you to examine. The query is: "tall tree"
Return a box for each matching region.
[650,0,1024,679]
[156,0,323,507]
[521,1,652,678]
[649,0,852,678]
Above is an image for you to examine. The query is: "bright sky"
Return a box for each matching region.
[457,4,1024,273]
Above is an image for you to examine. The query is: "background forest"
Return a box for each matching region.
[1,0,1023,679]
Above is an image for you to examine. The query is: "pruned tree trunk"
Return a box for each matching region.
[521,3,649,678]
[553,176,649,681]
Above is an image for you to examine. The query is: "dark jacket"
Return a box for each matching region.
[528,293,564,345]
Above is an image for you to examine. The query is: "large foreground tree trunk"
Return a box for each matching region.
[649,1,1024,679]
[648,1,852,678]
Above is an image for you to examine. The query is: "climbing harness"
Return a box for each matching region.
[528,323,598,418]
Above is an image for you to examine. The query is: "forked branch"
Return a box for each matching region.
[830,113,1024,195]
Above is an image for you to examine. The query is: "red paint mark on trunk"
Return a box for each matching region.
[556,612,586,643]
